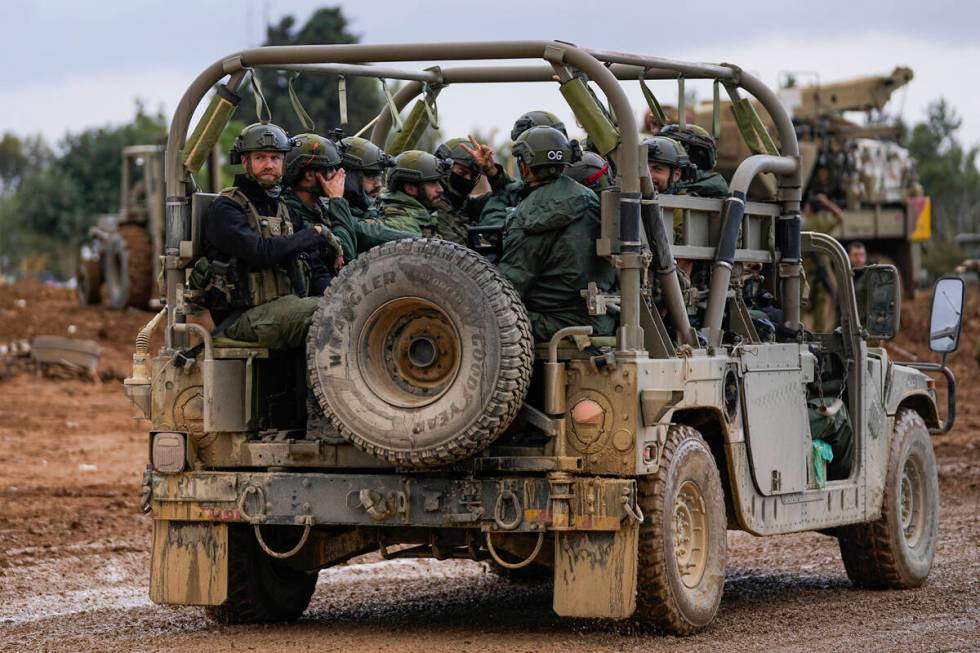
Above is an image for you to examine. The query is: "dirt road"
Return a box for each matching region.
[1,285,978,652]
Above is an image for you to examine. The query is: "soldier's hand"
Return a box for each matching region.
[334,254,345,271]
[461,135,497,176]
[317,170,346,199]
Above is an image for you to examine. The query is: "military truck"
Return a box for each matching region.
[78,144,222,309]
[125,43,961,635]
[694,67,929,298]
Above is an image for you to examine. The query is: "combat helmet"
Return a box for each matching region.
[643,135,696,182]
[566,151,613,191]
[434,138,480,174]
[511,110,567,141]
[284,133,343,185]
[661,123,718,171]
[231,122,293,164]
[388,150,452,190]
[339,136,394,175]
[512,126,577,179]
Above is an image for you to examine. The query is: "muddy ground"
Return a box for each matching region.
[0,283,978,652]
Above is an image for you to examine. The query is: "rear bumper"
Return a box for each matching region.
[149,470,636,533]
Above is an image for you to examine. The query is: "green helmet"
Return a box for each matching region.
[340,136,393,175]
[284,133,343,185]
[644,136,693,170]
[388,150,452,189]
[661,123,718,171]
[566,151,613,191]
[231,122,292,164]
[512,126,575,172]
[434,138,480,174]
[511,110,567,141]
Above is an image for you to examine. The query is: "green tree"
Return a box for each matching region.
[905,99,980,239]
[243,7,383,136]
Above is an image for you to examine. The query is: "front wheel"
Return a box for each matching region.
[837,409,938,589]
[636,425,727,635]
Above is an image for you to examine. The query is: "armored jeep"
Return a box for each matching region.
[124,42,962,635]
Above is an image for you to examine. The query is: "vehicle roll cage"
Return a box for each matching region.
[164,41,802,356]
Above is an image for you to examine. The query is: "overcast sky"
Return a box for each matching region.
[3,0,980,153]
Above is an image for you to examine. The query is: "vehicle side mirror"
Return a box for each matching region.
[929,276,965,353]
[860,264,901,340]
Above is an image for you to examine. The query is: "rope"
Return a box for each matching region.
[639,69,667,127]
[379,78,404,131]
[338,74,349,128]
[485,530,545,570]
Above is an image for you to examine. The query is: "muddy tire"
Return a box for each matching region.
[205,525,317,624]
[636,425,727,635]
[105,225,153,309]
[77,256,102,306]
[837,409,938,589]
[308,239,533,468]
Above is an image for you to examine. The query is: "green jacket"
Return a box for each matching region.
[498,175,616,341]
[433,172,510,245]
[479,178,524,227]
[378,190,439,236]
[285,191,413,259]
[678,170,729,198]
[281,189,345,263]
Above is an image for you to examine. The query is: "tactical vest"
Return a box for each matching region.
[191,186,297,309]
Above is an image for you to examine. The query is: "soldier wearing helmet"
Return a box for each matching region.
[661,124,729,198]
[480,110,567,227]
[565,151,613,192]
[339,136,393,220]
[378,150,449,236]
[284,133,410,263]
[498,126,616,341]
[430,136,512,244]
[200,122,334,349]
[643,135,695,194]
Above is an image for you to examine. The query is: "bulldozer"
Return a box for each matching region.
[124,43,960,636]
[694,66,929,298]
[77,144,222,309]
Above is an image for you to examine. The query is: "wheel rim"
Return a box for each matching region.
[359,297,462,409]
[673,479,709,588]
[900,455,926,549]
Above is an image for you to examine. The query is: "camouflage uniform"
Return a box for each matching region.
[432,138,513,243]
[803,208,842,332]
[678,170,729,198]
[378,189,440,236]
[378,150,449,238]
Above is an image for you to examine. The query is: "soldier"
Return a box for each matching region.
[802,193,845,332]
[661,123,729,198]
[643,135,695,194]
[480,110,568,227]
[281,133,347,271]
[378,150,449,237]
[565,151,614,193]
[431,136,511,244]
[498,126,616,341]
[287,134,410,262]
[199,122,333,349]
[339,136,392,221]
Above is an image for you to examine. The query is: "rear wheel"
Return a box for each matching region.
[636,425,727,635]
[837,409,938,588]
[205,525,317,624]
[104,225,154,309]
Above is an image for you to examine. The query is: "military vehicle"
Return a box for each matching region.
[693,67,929,298]
[125,43,961,635]
[78,144,221,309]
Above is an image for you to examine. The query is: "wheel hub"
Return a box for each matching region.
[673,479,709,588]
[900,457,925,548]
[360,298,462,409]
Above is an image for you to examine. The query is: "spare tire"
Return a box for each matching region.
[308,239,533,468]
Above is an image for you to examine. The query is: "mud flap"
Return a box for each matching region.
[553,523,638,618]
[149,520,228,606]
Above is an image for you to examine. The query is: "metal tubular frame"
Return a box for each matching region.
[165,41,801,355]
